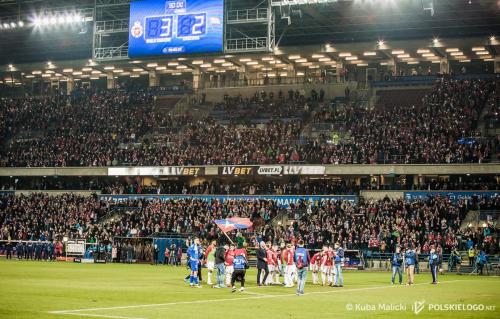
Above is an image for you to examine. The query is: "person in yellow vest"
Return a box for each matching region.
[468,247,476,267]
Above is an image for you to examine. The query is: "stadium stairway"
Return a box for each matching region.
[153,96,185,114]
[460,210,480,230]
[374,87,431,109]
[98,206,142,225]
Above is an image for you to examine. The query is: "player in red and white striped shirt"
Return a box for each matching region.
[320,246,332,286]
[224,244,235,287]
[310,251,322,285]
[271,244,280,285]
[283,243,295,287]
[264,242,275,285]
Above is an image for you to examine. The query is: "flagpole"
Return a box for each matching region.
[223,231,234,245]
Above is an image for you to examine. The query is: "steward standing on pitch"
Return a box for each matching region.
[405,246,416,285]
[429,248,439,284]
[334,243,344,287]
[391,246,403,285]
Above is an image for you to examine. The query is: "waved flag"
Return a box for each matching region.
[214,217,253,232]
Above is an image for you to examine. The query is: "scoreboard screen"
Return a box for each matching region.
[128,0,224,57]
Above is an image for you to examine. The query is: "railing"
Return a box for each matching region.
[309,122,349,132]
[95,19,129,33]
[227,8,268,23]
[93,45,128,61]
[225,37,269,53]
[364,251,452,262]
[149,232,192,239]
[96,0,131,7]
[70,86,192,98]
[149,85,193,96]
[205,75,340,89]
[373,73,498,88]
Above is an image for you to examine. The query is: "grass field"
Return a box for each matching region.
[0,260,499,319]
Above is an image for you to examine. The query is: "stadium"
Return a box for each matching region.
[0,0,499,318]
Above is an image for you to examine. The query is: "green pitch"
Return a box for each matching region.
[0,260,499,319]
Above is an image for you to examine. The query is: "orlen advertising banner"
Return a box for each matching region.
[108,166,204,176]
[404,191,499,202]
[97,194,358,207]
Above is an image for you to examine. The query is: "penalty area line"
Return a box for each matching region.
[48,280,466,317]
[50,312,147,319]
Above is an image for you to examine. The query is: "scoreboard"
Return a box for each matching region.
[128,0,224,57]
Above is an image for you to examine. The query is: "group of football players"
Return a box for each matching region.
[187,238,345,292]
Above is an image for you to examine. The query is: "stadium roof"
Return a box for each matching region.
[0,0,499,64]
[2,36,497,83]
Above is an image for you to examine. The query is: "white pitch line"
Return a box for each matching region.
[241,290,272,297]
[54,313,146,319]
[49,279,465,317]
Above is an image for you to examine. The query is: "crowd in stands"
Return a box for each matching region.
[211,88,323,124]
[412,177,500,191]
[0,194,281,243]
[0,91,155,167]
[103,180,358,195]
[482,85,499,125]
[1,175,497,193]
[0,193,107,243]
[1,78,497,166]
[1,193,497,258]
[306,79,497,164]
[267,196,499,255]
[126,119,304,165]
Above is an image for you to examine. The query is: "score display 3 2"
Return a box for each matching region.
[129,0,223,57]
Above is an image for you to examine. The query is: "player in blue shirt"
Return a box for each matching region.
[187,238,202,288]
[404,246,416,285]
[231,250,248,292]
[391,246,403,285]
[429,248,439,284]
[188,238,202,288]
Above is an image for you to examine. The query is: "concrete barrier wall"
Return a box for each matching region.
[202,82,350,103]
[0,164,498,177]
[0,167,108,176]
[14,190,102,196]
